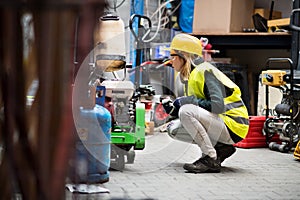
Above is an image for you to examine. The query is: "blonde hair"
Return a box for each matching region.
[175,50,199,81]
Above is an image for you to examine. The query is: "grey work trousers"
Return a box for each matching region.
[167,104,234,159]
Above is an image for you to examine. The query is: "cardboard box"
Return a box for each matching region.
[267,18,290,28]
[193,0,255,33]
[254,8,282,20]
[145,121,155,135]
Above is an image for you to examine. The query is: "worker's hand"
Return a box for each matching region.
[161,97,178,117]
[161,97,174,114]
[173,95,198,108]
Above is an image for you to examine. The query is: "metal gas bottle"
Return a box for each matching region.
[73,104,111,184]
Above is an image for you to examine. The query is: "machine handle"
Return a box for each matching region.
[264,58,294,120]
[111,136,125,140]
[290,8,300,32]
[129,14,152,42]
[265,58,293,70]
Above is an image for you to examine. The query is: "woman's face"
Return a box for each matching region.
[170,51,185,72]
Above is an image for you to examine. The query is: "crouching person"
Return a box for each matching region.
[162,33,249,173]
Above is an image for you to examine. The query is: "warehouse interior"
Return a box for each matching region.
[1,0,300,199]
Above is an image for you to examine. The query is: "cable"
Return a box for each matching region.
[168,2,181,16]
[128,0,180,43]
[106,0,126,11]
[149,0,174,19]
[142,0,176,43]
[143,0,182,42]
[142,3,161,43]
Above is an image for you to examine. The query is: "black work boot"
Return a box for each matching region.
[215,142,236,163]
[183,155,221,173]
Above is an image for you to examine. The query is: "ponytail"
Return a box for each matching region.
[175,50,200,81]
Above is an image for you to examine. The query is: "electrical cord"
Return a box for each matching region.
[142,0,171,43]
[106,0,126,12]
[142,0,180,43]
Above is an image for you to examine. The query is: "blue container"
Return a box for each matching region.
[178,0,195,33]
[95,86,106,106]
[75,104,111,184]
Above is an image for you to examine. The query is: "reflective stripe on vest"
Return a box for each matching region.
[225,114,249,125]
[225,100,244,111]
[188,62,249,139]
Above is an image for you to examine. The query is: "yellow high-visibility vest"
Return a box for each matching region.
[188,62,249,139]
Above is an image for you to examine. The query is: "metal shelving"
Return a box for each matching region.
[191,32,291,49]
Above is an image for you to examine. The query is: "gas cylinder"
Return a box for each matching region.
[73,104,111,184]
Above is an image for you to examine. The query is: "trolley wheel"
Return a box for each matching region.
[126,150,136,164]
[282,122,299,151]
[263,118,276,143]
[269,142,289,153]
[110,147,125,171]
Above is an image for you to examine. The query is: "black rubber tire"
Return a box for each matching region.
[126,150,135,164]
[110,147,125,171]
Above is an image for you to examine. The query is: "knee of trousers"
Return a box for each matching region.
[178,104,195,121]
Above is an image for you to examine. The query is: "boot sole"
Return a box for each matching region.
[184,168,221,173]
[183,164,221,173]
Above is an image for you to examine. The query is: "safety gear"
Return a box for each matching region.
[170,33,203,57]
[173,95,198,109]
[183,155,221,173]
[188,62,249,139]
[215,142,236,163]
[161,97,178,117]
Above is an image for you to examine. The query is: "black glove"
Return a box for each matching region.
[161,97,178,117]
[173,95,198,109]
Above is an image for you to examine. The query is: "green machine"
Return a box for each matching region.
[93,13,155,170]
[99,79,154,170]
[93,59,155,170]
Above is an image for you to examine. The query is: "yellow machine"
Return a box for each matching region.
[261,70,287,86]
[261,9,300,154]
[261,58,300,153]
